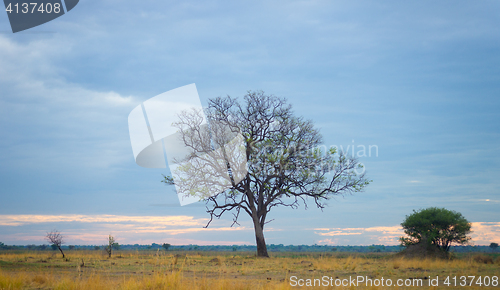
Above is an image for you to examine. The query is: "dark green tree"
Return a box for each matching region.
[163,92,370,257]
[162,243,171,251]
[489,242,498,252]
[400,207,471,252]
[0,242,13,250]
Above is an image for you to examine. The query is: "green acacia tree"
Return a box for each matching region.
[162,91,370,257]
[400,207,471,252]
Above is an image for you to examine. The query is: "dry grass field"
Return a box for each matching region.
[0,250,499,289]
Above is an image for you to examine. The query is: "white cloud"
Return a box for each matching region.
[0,35,139,172]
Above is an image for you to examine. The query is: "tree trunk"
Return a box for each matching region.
[252,215,269,257]
[57,246,65,258]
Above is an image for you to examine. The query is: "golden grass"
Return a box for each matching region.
[0,250,498,289]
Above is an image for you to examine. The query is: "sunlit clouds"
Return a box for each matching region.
[314,223,500,246]
[315,225,404,245]
[0,214,205,227]
[1,215,498,246]
[0,214,253,245]
[469,222,500,245]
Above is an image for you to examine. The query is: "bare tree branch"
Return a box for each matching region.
[163,91,371,257]
[46,230,65,258]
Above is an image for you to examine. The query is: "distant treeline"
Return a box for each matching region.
[0,242,496,253]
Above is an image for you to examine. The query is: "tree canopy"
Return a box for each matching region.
[400,207,471,252]
[163,91,370,257]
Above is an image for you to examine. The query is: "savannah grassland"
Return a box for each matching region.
[0,250,499,289]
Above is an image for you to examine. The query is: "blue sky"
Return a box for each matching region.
[0,0,499,246]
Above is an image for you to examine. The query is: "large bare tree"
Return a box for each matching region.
[163,91,370,257]
[46,230,65,258]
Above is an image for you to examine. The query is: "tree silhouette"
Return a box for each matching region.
[163,91,370,257]
[46,230,65,258]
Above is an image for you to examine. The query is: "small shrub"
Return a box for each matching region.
[393,260,401,269]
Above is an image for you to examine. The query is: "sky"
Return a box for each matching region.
[0,0,499,247]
